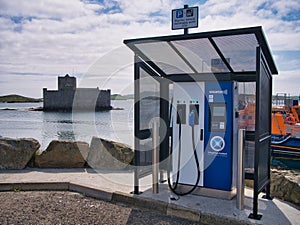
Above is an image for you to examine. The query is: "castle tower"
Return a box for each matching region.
[58,74,76,91]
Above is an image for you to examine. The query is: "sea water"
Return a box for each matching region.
[0,100,298,170]
[0,100,134,150]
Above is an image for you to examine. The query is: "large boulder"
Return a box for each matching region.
[245,169,300,206]
[0,138,40,169]
[35,140,89,168]
[86,137,134,170]
[270,169,300,206]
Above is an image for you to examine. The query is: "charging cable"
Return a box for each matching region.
[168,109,201,197]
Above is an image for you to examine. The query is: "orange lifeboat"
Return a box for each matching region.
[285,113,296,125]
[272,113,286,135]
[291,105,300,123]
[238,102,255,131]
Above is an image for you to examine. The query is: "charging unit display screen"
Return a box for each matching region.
[209,103,226,132]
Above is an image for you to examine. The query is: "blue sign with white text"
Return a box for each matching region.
[172,6,198,30]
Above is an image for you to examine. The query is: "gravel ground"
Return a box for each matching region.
[0,191,200,225]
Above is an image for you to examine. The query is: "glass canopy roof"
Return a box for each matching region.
[124,26,278,76]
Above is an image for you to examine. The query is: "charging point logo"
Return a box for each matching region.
[210,136,225,152]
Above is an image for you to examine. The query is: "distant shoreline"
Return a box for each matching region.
[0,94,129,111]
[0,94,42,103]
[1,106,124,112]
[0,94,133,103]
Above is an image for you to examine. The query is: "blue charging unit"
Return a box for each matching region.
[204,82,237,192]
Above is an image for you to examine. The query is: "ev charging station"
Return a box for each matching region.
[170,81,239,199]
[124,26,278,219]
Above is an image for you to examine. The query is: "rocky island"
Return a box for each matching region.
[0,94,42,103]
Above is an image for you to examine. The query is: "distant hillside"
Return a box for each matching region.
[0,94,42,103]
[111,94,133,100]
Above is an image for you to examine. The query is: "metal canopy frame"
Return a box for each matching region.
[124,26,278,220]
[124,26,278,78]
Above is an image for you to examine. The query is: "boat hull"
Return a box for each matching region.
[271,135,300,158]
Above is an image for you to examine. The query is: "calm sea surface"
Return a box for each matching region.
[0,100,134,150]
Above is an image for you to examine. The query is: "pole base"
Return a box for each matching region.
[248,213,262,220]
[130,191,143,195]
[262,194,274,200]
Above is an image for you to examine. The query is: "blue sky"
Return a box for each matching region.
[0,0,299,97]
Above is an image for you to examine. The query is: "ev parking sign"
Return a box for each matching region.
[172,6,199,30]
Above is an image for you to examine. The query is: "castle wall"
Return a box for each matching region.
[43,89,75,111]
[73,88,99,110]
[43,75,111,111]
[97,89,111,109]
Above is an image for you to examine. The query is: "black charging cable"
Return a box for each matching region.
[168,110,201,197]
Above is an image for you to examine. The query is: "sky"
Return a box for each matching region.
[0,0,299,98]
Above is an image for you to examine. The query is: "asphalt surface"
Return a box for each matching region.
[0,191,201,225]
[1,168,299,225]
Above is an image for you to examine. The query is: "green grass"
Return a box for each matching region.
[0,94,42,103]
[111,94,133,100]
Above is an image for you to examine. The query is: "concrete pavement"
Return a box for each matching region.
[0,168,299,225]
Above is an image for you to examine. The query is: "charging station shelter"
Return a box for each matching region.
[124,26,278,218]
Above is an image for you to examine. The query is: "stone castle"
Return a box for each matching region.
[43,74,111,111]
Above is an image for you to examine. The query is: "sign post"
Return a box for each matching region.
[172,5,199,35]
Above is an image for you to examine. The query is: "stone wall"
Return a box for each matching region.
[86,137,134,170]
[97,90,111,109]
[0,138,40,169]
[43,89,75,111]
[245,168,300,206]
[0,137,134,170]
[43,75,111,111]
[35,140,89,168]
[270,169,300,206]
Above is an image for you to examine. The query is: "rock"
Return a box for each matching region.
[270,169,300,206]
[86,137,134,170]
[246,169,300,206]
[35,140,89,168]
[0,138,40,169]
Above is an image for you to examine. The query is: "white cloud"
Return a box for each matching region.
[0,0,95,19]
[273,69,300,96]
[198,0,300,50]
[0,74,56,97]
[272,0,300,16]
[0,0,299,97]
[116,0,182,17]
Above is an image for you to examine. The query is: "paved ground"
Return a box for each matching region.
[0,191,199,225]
[0,168,299,225]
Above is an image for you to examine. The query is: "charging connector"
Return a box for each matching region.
[189,110,195,127]
[176,104,186,124]
[189,104,199,125]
